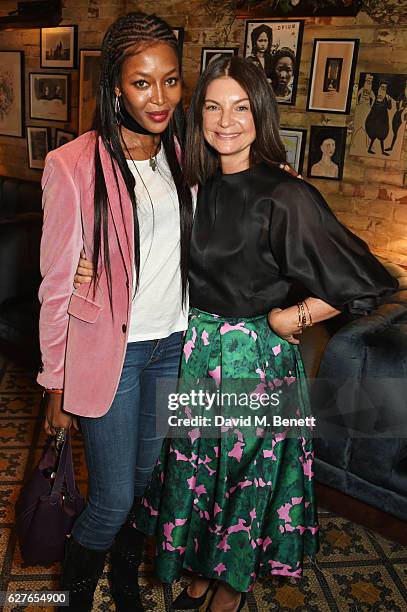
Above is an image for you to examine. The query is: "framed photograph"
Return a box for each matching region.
[29,73,70,122]
[172,27,185,55]
[236,1,361,18]
[55,129,75,149]
[27,126,49,170]
[307,125,347,181]
[307,39,359,114]
[200,47,239,74]
[78,49,102,135]
[350,72,407,161]
[243,20,304,105]
[0,50,24,138]
[279,128,307,174]
[41,25,78,69]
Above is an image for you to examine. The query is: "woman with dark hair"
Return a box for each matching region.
[37,11,193,611]
[132,56,396,611]
[246,23,274,81]
[271,47,296,103]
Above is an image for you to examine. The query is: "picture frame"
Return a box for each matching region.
[235,0,361,18]
[279,127,307,174]
[350,72,407,162]
[55,128,76,149]
[200,47,239,74]
[27,126,50,170]
[172,27,185,55]
[29,72,70,122]
[40,25,78,69]
[0,50,24,138]
[307,125,347,181]
[306,38,359,114]
[243,20,304,105]
[78,49,102,135]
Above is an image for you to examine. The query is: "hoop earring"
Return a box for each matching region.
[114,94,121,124]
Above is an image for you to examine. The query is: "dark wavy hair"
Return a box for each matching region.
[183,56,287,186]
[92,12,193,307]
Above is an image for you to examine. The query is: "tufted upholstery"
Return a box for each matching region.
[0,176,42,357]
[301,260,407,521]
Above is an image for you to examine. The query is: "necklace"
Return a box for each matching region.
[149,153,158,172]
[121,129,160,172]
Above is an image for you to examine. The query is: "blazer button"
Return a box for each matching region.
[122,324,127,333]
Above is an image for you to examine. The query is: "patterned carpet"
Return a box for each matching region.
[1,354,407,611]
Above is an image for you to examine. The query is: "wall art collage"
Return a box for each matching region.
[0,20,406,175]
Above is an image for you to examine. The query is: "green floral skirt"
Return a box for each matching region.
[134,308,319,592]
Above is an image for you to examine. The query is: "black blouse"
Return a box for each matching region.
[189,163,397,317]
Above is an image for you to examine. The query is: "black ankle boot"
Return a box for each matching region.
[61,537,108,611]
[110,522,145,611]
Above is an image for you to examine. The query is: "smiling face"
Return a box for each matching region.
[202,76,256,173]
[320,138,335,157]
[115,42,181,134]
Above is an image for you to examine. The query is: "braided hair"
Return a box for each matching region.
[92,12,192,307]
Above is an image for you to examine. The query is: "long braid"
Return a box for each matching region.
[91,12,192,309]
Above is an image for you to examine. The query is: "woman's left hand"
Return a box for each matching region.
[268,308,301,345]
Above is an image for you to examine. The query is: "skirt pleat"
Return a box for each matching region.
[135,308,319,592]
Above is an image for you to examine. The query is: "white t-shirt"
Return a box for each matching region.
[127,147,188,342]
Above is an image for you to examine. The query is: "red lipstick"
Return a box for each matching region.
[147,111,169,123]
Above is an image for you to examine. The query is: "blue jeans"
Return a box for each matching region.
[72,331,183,550]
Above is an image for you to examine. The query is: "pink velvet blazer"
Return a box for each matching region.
[37,132,136,417]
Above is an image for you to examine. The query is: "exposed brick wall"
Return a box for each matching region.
[0,0,406,264]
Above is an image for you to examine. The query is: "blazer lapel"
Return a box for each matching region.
[98,138,134,282]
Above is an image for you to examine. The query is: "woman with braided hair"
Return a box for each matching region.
[38,12,193,611]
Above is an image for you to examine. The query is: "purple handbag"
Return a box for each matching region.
[15,432,85,565]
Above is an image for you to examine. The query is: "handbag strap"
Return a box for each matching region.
[38,435,57,471]
[50,433,77,502]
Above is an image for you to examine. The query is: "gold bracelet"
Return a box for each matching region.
[297,301,307,329]
[303,300,313,327]
[44,388,63,395]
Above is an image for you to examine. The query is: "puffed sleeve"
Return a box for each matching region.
[269,178,398,314]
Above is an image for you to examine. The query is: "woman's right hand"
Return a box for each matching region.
[44,392,78,435]
[74,249,94,289]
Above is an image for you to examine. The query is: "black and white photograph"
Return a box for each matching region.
[307,125,346,181]
[55,129,76,149]
[29,73,70,122]
[41,25,78,69]
[243,20,303,105]
[200,48,239,74]
[26,126,49,170]
[307,39,359,114]
[0,50,24,138]
[279,128,307,174]
[79,49,102,134]
[350,72,407,161]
